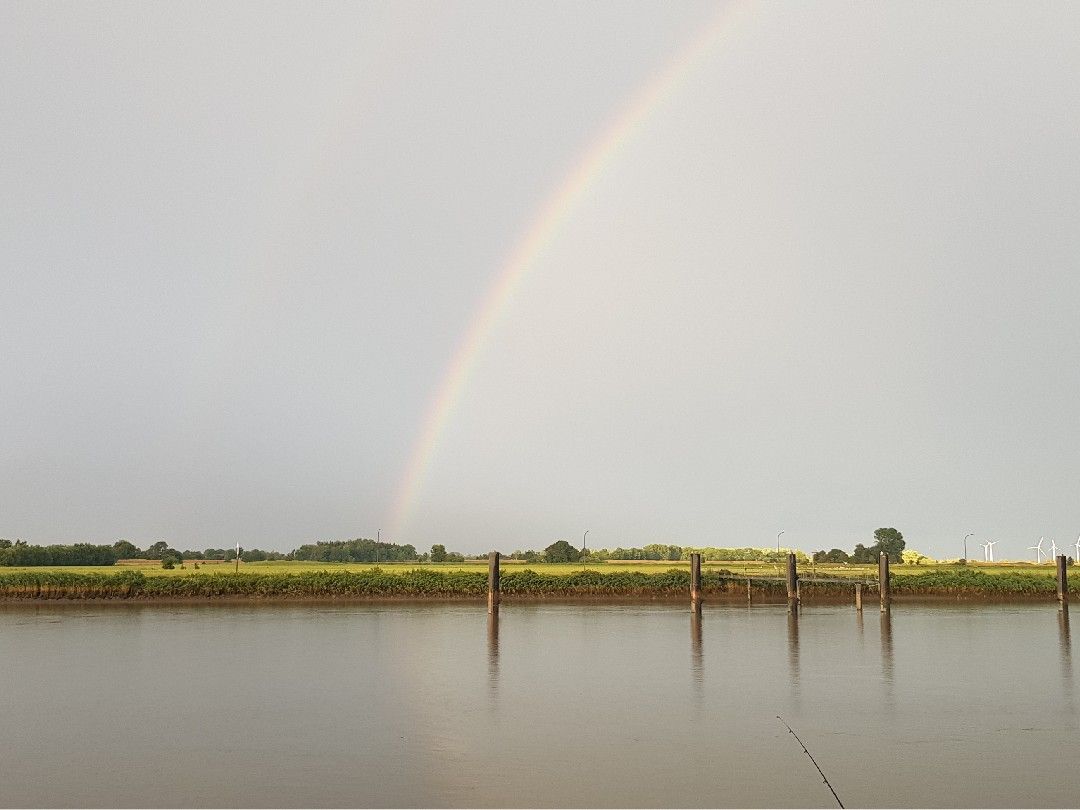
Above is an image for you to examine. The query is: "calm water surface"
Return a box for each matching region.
[0,601,1076,807]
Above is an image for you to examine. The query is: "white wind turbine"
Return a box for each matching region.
[981,540,992,562]
[987,540,997,562]
[1074,534,1080,563]
[1049,537,1059,560]
[1028,537,1046,564]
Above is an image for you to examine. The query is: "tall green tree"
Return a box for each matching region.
[112,540,138,558]
[430,544,447,563]
[873,527,905,563]
[543,540,580,563]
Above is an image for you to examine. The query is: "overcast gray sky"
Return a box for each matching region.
[4,1,1079,560]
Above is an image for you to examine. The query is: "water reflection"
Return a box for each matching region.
[1058,606,1074,715]
[487,612,499,693]
[880,609,895,711]
[787,610,800,704]
[7,603,1080,808]
[690,610,704,708]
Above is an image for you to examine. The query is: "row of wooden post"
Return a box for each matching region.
[483,549,1072,614]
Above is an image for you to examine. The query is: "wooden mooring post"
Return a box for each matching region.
[690,553,702,612]
[786,552,798,613]
[1057,554,1069,607]
[487,551,500,614]
[855,582,863,612]
[879,552,891,612]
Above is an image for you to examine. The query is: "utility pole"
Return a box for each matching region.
[582,530,589,571]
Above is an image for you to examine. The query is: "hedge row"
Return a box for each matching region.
[0,567,1070,600]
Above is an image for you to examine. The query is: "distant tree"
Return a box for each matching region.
[161,556,178,569]
[143,541,171,560]
[873,528,905,563]
[292,538,417,563]
[430,544,447,563]
[112,540,138,558]
[825,548,850,564]
[901,549,932,566]
[543,540,581,563]
[850,543,873,564]
[0,539,10,550]
[0,542,117,566]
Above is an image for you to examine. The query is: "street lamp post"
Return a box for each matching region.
[776,530,785,577]
[582,530,589,571]
[964,533,974,562]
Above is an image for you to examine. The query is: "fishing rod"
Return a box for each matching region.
[776,715,844,809]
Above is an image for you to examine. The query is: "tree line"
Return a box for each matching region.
[0,529,907,568]
[0,537,428,567]
[811,528,907,564]
[509,542,812,564]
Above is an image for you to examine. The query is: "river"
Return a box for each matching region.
[0,601,1075,807]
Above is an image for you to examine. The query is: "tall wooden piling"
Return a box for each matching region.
[786,552,798,613]
[487,551,500,614]
[879,552,891,612]
[690,553,702,612]
[1057,555,1069,606]
[855,582,863,612]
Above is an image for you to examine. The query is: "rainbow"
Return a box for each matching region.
[386,1,753,539]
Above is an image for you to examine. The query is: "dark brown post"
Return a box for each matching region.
[879,552,891,612]
[487,551,500,614]
[786,552,798,613]
[855,582,863,612]
[691,553,702,612]
[1057,555,1069,606]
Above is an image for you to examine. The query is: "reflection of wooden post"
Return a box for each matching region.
[855,583,863,612]
[1057,555,1069,606]
[746,578,752,605]
[879,552,890,612]
[691,553,702,612]
[487,551,500,614]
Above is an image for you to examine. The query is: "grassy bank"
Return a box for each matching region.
[0,567,1073,601]
[5,558,1063,578]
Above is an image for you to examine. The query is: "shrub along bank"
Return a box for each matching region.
[0,567,1071,601]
